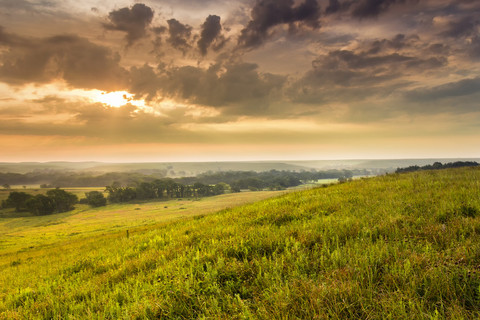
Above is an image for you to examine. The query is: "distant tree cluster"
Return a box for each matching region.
[84,191,107,207]
[1,189,78,215]
[104,179,228,203]
[176,169,356,191]
[395,161,479,173]
[0,171,167,188]
[0,168,363,189]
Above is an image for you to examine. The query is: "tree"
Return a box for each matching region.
[120,187,137,202]
[2,184,10,190]
[105,182,122,203]
[193,182,212,197]
[46,189,78,213]
[136,182,156,200]
[213,182,230,195]
[26,195,55,215]
[105,183,136,203]
[85,191,107,207]
[4,192,32,212]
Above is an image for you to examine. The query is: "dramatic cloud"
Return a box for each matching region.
[296,41,445,89]
[0,28,128,90]
[103,3,154,46]
[238,0,321,48]
[197,15,227,56]
[166,18,193,53]
[351,0,408,18]
[405,77,480,102]
[325,0,413,18]
[439,15,479,38]
[130,62,285,114]
[1,0,480,161]
[287,32,451,109]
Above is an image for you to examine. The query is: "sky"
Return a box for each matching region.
[0,0,479,162]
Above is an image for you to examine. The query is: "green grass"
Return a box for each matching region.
[0,191,283,253]
[2,168,480,319]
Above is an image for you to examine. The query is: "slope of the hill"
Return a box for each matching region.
[2,167,480,319]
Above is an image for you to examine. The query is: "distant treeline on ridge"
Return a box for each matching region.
[395,161,479,173]
[0,169,365,188]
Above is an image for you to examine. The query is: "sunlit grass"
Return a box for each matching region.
[0,191,283,253]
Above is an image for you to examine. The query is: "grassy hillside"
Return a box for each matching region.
[2,168,480,319]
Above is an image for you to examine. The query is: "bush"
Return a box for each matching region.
[47,189,78,213]
[85,191,107,207]
[26,195,55,215]
[3,192,32,212]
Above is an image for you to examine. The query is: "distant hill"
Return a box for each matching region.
[85,161,313,176]
[287,158,480,172]
[0,161,312,175]
[1,159,479,176]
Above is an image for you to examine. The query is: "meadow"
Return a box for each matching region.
[0,190,283,253]
[1,167,480,319]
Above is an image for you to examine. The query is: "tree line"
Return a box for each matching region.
[1,189,78,216]
[176,169,358,190]
[0,171,167,188]
[104,180,229,203]
[395,161,479,173]
[0,169,362,188]
[1,169,362,216]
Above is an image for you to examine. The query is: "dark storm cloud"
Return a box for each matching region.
[366,34,419,54]
[426,43,450,55]
[289,34,448,105]
[325,0,417,18]
[312,48,445,77]
[197,15,227,56]
[436,14,480,60]
[0,28,128,90]
[103,3,154,46]
[352,0,407,18]
[166,19,193,53]
[325,0,342,14]
[130,62,285,115]
[238,0,321,49]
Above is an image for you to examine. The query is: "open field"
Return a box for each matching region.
[2,167,480,318]
[0,191,283,254]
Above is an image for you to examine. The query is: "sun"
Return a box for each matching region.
[91,91,145,108]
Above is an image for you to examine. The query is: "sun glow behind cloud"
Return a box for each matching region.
[0,82,148,109]
[90,91,145,108]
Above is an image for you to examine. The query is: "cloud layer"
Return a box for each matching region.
[1,0,480,160]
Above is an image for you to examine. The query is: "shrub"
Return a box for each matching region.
[3,192,32,212]
[85,191,107,207]
[26,194,55,215]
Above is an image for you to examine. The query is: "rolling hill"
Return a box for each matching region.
[1,167,480,319]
